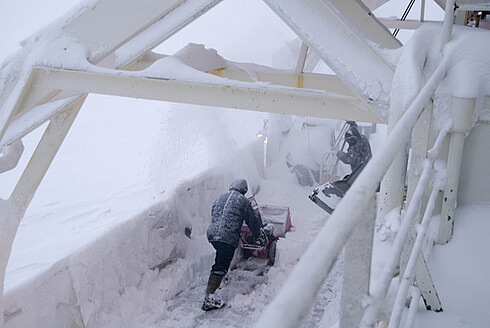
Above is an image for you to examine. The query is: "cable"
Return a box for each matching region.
[393,0,416,37]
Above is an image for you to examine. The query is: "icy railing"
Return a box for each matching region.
[360,122,451,328]
[254,57,449,328]
[255,1,464,326]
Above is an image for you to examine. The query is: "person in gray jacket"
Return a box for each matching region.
[202,179,262,311]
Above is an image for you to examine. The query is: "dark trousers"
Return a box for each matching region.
[210,241,236,277]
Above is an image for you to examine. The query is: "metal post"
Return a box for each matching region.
[339,195,375,328]
[400,101,442,314]
[0,140,24,174]
[295,42,309,75]
[0,97,83,326]
[376,103,409,228]
[404,287,421,328]
[440,0,456,51]
[439,97,475,244]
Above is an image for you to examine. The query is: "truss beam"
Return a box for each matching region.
[0,0,222,145]
[115,0,222,69]
[380,18,439,30]
[63,0,187,63]
[264,0,398,120]
[0,97,83,325]
[210,68,360,99]
[123,51,368,100]
[29,67,383,123]
[328,0,401,49]
[1,62,385,148]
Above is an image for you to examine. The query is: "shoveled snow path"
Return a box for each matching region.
[147,257,343,328]
[138,176,344,328]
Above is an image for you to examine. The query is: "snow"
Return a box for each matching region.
[1,0,490,328]
[416,205,490,328]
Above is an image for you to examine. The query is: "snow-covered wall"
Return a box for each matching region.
[3,149,260,328]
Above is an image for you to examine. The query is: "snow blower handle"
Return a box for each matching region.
[248,188,264,227]
[332,123,349,177]
[250,184,261,197]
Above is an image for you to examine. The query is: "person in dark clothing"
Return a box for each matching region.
[337,121,372,172]
[202,179,262,311]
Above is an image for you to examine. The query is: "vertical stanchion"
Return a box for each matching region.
[439,97,475,244]
[340,195,376,328]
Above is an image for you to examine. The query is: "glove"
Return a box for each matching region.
[263,224,274,235]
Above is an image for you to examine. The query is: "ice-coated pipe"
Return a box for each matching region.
[388,168,443,328]
[438,97,475,244]
[440,0,455,51]
[359,100,450,328]
[404,287,421,328]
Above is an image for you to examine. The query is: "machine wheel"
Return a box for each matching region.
[242,248,251,260]
[267,240,277,266]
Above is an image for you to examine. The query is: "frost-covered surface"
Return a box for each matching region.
[416,205,490,328]
[114,0,220,68]
[1,1,490,328]
[264,0,395,107]
[1,98,345,327]
[371,204,490,328]
[255,22,490,328]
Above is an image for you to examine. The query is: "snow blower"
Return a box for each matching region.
[309,161,367,214]
[240,188,292,266]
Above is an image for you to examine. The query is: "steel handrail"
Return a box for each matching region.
[361,122,451,327]
[255,55,448,328]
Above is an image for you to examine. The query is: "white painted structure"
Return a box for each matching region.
[0,0,489,327]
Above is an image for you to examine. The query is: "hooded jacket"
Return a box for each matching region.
[207,179,261,248]
[338,125,372,171]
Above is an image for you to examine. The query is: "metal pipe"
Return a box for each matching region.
[404,287,421,328]
[361,115,450,327]
[389,166,442,327]
[295,42,309,75]
[439,97,475,244]
[440,0,456,51]
[256,57,447,328]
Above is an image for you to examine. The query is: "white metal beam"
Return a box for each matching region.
[63,0,187,63]
[0,97,81,148]
[0,0,222,144]
[328,0,401,49]
[30,67,384,123]
[1,0,185,135]
[1,62,385,148]
[0,97,84,326]
[210,67,361,99]
[379,19,439,30]
[0,140,24,174]
[0,72,38,143]
[115,0,222,69]
[120,51,366,101]
[263,0,396,121]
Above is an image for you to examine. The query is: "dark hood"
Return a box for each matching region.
[229,179,248,195]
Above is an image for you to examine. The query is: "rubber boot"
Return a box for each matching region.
[202,275,225,311]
